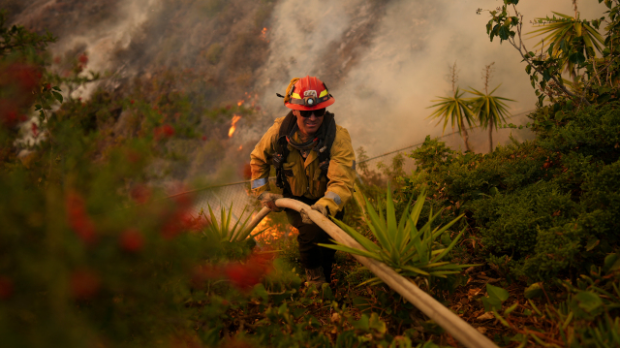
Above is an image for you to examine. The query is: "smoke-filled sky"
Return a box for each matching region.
[8,0,607,159]
[259,0,605,154]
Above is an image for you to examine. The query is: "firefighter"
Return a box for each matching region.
[250,76,356,287]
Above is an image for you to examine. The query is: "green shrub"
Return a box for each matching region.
[403,103,620,281]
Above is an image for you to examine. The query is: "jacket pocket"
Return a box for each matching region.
[283,161,306,196]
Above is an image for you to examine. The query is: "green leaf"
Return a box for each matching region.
[604,254,620,273]
[401,265,430,276]
[317,243,383,262]
[568,52,586,64]
[487,283,510,302]
[504,302,519,315]
[433,226,466,262]
[52,86,61,91]
[352,314,370,330]
[369,313,387,334]
[585,236,600,252]
[524,282,544,299]
[52,91,63,103]
[482,296,503,312]
[492,310,511,327]
[332,218,381,252]
[574,291,603,313]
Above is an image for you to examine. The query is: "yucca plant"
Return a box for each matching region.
[466,85,515,153]
[427,87,476,152]
[528,12,604,77]
[320,187,476,286]
[202,204,261,242]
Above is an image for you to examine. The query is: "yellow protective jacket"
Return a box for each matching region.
[250,116,356,215]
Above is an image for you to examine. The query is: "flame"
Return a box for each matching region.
[237,100,244,106]
[228,115,242,138]
[252,216,297,245]
[260,27,268,42]
[238,145,243,151]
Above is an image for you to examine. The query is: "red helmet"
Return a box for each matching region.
[283,76,335,111]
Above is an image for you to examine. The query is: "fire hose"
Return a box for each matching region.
[244,199,497,348]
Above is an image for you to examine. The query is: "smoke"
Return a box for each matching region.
[6,0,607,178]
[257,0,606,155]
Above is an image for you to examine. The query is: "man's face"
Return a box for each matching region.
[293,109,325,136]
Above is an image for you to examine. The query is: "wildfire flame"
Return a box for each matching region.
[238,145,243,151]
[251,216,297,244]
[237,92,260,109]
[260,27,269,42]
[228,115,242,138]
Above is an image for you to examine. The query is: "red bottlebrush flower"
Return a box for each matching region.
[65,191,97,245]
[191,264,224,288]
[130,184,151,204]
[9,63,42,91]
[130,99,135,104]
[45,83,51,90]
[0,101,21,127]
[0,276,14,300]
[180,212,210,232]
[78,53,89,65]
[70,269,100,300]
[171,191,193,210]
[161,220,182,240]
[153,124,175,140]
[159,189,198,239]
[119,228,145,253]
[125,149,142,163]
[224,264,262,290]
[224,253,273,291]
[31,122,39,137]
[201,135,207,141]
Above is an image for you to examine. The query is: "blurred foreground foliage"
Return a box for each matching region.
[4,0,620,346]
[0,9,445,348]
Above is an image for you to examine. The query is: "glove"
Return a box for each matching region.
[311,203,329,217]
[258,192,283,212]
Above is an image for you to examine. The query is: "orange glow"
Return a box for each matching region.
[237,100,244,106]
[252,216,297,245]
[260,28,269,42]
[228,115,242,138]
[238,145,243,151]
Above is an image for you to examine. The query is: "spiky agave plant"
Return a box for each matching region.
[320,187,476,286]
[202,204,262,242]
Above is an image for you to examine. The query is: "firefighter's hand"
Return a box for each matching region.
[258,192,283,212]
[310,203,329,217]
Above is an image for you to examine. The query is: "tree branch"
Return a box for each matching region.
[509,5,591,106]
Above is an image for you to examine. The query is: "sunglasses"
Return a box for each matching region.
[299,108,326,118]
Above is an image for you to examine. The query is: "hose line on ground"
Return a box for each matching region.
[245,198,498,348]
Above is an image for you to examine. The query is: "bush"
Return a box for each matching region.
[403,103,620,281]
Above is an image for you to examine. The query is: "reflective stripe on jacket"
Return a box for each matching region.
[250,116,356,215]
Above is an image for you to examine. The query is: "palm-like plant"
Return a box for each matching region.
[202,204,260,242]
[466,85,514,153]
[528,11,604,78]
[427,87,475,152]
[319,187,476,287]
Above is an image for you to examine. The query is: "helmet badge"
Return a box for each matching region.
[304,90,318,106]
